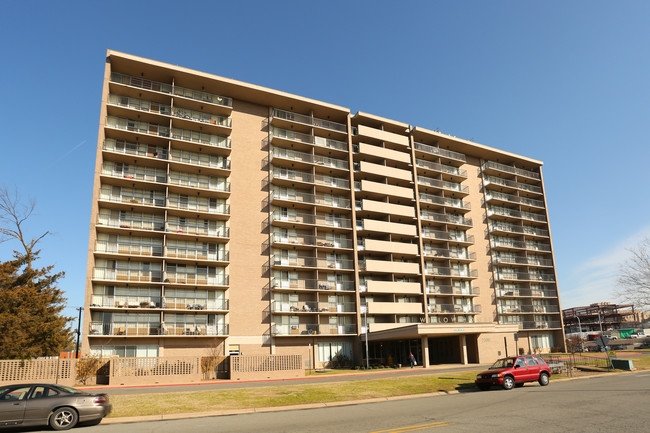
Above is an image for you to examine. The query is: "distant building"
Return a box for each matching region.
[563,303,642,335]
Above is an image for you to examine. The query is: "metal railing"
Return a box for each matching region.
[106,116,170,138]
[171,128,231,148]
[417,175,468,193]
[483,175,542,194]
[482,161,540,179]
[93,267,163,282]
[270,210,352,228]
[270,255,354,270]
[271,232,352,249]
[270,170,349,189]
[271,108,347,132]
[489,222,549,237]
[414,142,466,162]
[426,285,479,296]
[95,241,163,257]
[421,229,474,244]
[170,150,230,170]
[419,193,470,210]
[415,158,467,178]
[164,273,229,286]
[271,127,347,151]
[420,211,472,226]
[428,303,481,314]
[424,267,478,278]
[172,107,231,127]
[423,248,476,260]
[270,277,355,291]
[485,191,545,208]
[270,190,351,209]
[496,287,557,298]
[271,146,349,170]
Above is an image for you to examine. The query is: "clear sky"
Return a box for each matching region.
[1,0,649,324]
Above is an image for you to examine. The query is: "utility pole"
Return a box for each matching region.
[75,307,83,359]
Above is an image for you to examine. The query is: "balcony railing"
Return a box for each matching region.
[166,223,228,238]
[420,211,472,227]
[166,198,230,215]
[271,232,352,249]
[95,241,163,257]
[484,175,542,194]
[166,248,229,262]
[108,94,172,115]
[172,107,231,127]
[168,173,230,192]
[271,147,349,170]
[163,298,228,311]
[270,190,351,209]
[487,206,547,223]
[93,267,162,282]
[270,255,354,270]
[421,229,474,244]
[162,324,229,336]
[173,85,232,108]
[493,255,554,267]
[270,277,355,291]
[419,193,470,210]
[427,304,481,314]
[270,210,352,228]
[103,139,168,160]
[415,159,467,178]
[273,324,357,336]
[271,127,347,151]
[496,287,557,298]
[414,142,466,162]
[485,191,545,208]
[417,176,468,194]
[164,273,228,286]
[111,72,172,93]
[170,150,230,170]
[89,321,162,336]
[97,216,165,232]
[426,285,479,296]
[423,248,476,261]
[106,116,170,138]
[495,271,556,282]
[490,237,552,252]
[271,108,347,133]
[171,128,231,148]
[499,305,560,314]
[483,161,540,180]
[102,164,167,184]
[425,267,478,278]
[91,295,162,309]
[519,321,562,330]
[489,222,549,237]
[270,170,350,190]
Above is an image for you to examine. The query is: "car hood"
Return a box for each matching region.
[477,367,510,376]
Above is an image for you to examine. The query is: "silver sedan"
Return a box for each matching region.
[0,383,112,430]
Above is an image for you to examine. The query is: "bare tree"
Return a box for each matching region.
[617,237,650,310]
[0,186,50,265]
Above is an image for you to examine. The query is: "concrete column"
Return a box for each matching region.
[421,336,430,368]
[460,335,468,365]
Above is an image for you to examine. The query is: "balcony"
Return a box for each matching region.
[415,158,467,179]
[106,116,169,138]
[420,211,472,227]
[493,255,553,267]
[271,108,347,133]
[485,191,545,209]
[270,210,352,229]
[167,197,230,215]
[496,287,557,298]
[424,267,478,278]
[97,214,165,232]
[89,321,161,337]
[172,107,231,128]
[421,229,474,244]
[494,271,556,282]
[490,237,552,252]
[414,142,466,163]
[489,222,549,237]
[271,127,347,151]
[91,295,161,309]
[95,241,163,257]
[171,128,231,148]
[270,255,354,270]
[164,273,228,286]
[108,94,171,116]
[173,85,232,108]
[111,72,172,94]
[273,324,356,336]
[482,161,540,180]
[271,147,349,170]
[484,175,542,194]
[93,267,162,283]
[170,150,230,171]
[166,222,228,238]
[164,298,229,311]
[519,321,562,330]
[270,170,349,190]
[417,176,468,194]
[271,301,318,313]
[168,172,230,193]
[428,303,481,314]
[423,248,476,261]
[426,285,479,296]
[270,277,355,292]
[162,324,229,336]
[499,305,560,314]
[103,138,168,160]
[101,163,167,184]
[166,247,229,262]
[487,206,547,223]
[419,193,470,210]
[270,190,351,209]
[271,232,352,249]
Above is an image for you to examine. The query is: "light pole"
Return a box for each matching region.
[74,307,83,359]
[364,304,369,370]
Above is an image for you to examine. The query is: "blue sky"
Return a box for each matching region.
[1,1,649,323]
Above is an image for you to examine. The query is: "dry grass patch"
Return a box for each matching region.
[108,371,478,418]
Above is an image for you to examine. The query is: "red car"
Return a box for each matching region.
[475,355,551,390]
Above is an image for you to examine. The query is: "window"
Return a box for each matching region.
[318,341,352,362]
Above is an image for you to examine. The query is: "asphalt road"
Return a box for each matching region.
[84,371,650,432]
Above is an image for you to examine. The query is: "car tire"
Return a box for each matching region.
[502,375,515,390]
[515,382,524,388]
[538,372,550,386]
[478,384,490,391]
[49,407,78,431]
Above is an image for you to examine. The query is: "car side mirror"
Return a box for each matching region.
[514,365,520,369]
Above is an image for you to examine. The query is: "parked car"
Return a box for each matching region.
[0,383,111,430]
[475,355,551,390]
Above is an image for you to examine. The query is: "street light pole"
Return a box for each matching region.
[75,307,83,359]
[364,305,369,370]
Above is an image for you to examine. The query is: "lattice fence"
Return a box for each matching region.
[0,358,75,386]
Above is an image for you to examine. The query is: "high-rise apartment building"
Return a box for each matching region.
[83,51,565,367]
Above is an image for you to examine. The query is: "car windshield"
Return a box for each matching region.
[489,358,516,369]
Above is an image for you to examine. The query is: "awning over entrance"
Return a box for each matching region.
[364,323,520,342]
